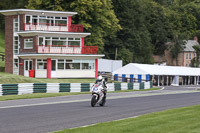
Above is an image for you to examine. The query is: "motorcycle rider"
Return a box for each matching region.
[95,75,107,96]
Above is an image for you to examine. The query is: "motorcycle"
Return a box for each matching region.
[91,82,106,107]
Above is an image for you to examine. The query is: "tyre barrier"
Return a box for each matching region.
[0,81,152,96]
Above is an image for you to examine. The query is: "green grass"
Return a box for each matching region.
[0,72,95,84]
[0,30,5,52]
[0,92,90,101]
[55,105,200,133]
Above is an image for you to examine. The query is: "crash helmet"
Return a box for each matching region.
[97,75,103,81]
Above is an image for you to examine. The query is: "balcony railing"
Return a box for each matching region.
[24,23,84,32]
[37,45,98,54]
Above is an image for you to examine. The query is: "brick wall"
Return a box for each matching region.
[20,14,25,31]
[19,36,37,53]
[5,15,18,74]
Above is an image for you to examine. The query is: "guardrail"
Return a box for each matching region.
[37,45,98,54]
[0,82,153,96]
[24,23,84,32]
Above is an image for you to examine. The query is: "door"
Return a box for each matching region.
[51,60,56,77]
[24,60,33,77]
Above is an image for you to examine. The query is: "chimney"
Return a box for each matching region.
[194,36,198,42]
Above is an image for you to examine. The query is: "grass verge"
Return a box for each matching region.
[0,88,160,101]
[0,72,95,84]
[54,104,200,133]
[0,92,90,101]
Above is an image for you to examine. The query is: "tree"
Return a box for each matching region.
[27,0,121,53]
[69,0,121,53]
[169,34,187,66]
[109,0,153,64]
[191,45,200,67]
[26,0,64,11]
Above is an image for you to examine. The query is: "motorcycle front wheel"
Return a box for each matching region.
[91,95,97,107]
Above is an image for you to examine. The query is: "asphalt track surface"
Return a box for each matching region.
[0,86,200,133]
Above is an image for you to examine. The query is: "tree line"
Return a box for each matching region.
[1,0,200,65]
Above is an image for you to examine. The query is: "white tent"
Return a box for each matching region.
[112,63,200,76]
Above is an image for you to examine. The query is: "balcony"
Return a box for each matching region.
[24,23,84,32]
[37,45,98,54]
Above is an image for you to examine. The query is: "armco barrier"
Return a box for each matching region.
[128,83,134,90]
[18,83,33,95]
[139,82,145,90]
[0,81,152,96]
[0,84,2,96]
[2,84,18,95]
[81,83,90,92]
[33,83,47,93]
[114,83,121,91]
[59,83,70,92]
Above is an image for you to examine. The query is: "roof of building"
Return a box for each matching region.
[112,63,200,76]
[16,31,91,37]
[0,9,77,16]
[184,40,199,52]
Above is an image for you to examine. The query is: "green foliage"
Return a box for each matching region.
[27,0,121,53]
[108,0,154,64]
[26,0,64,11]
[191,45,200,67]
[169,34,187,65]
[69,0,121,53]
[2,0,200,65]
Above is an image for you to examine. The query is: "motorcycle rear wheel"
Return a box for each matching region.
[91,95,97,107]
[99,96,106,106]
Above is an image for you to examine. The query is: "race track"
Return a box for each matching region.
[0,86,199,133]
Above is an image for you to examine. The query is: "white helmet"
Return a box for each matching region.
[97,75,103,81]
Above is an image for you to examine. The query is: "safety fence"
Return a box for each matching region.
[0,82,153,96]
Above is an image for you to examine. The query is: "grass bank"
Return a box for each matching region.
[0,72,95,84]
[55,104,200,133]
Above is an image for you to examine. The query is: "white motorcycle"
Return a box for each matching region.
[91,82,106,107]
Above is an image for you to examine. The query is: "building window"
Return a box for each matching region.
[189,53,191,59]
[38,37,80,47]
[14,36,19,54]
[24,38,33,49]
[13,18,19,32]
[26,16,31,24]
[64,59,94,70]
[65,60,80,69]
[81,60,95,70]
[25,15,68,26]
[37,59,47,69]
[39,37,44,46]
[186,53,188,59]
[68,38,81,47]
[55,17,68,26]
[58,59,64,69]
